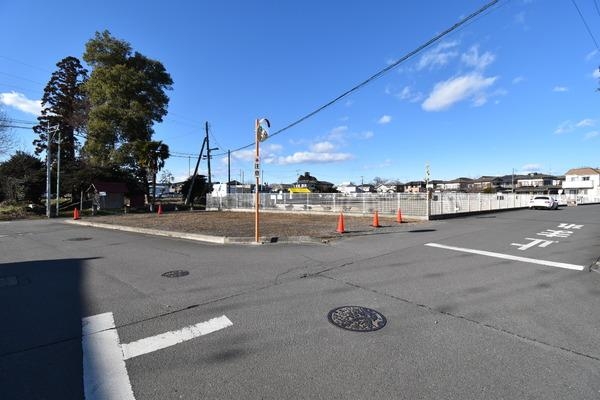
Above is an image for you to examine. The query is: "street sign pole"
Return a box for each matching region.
[254,118,270,243]
[255,119,260,243]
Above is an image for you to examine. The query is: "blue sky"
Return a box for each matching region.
[1,0,600,185]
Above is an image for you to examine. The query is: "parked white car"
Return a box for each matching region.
[528,195,558,210]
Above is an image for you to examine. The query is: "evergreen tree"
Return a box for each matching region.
[82,30,173,173]
[32,56,88,163]
[0,151,45,202]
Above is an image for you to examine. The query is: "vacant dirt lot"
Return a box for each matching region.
[88,210,420,239]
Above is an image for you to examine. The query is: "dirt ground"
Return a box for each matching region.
[88,210,420,239]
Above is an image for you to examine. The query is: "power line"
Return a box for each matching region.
[571,0,600,51]
[0,124,34,130]
[213,0,501,157]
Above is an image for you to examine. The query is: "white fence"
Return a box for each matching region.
[207,192,599,219]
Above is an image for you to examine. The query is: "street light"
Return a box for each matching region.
[254,118,270,243]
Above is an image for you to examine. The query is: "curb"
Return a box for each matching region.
[62,220,327,245]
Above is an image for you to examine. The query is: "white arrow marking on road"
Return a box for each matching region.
[82,312,233,400]
[425,243,586,271]
[121,315,233,360]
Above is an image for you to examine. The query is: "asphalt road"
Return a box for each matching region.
[1,205,599,399]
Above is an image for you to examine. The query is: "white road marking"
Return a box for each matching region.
[82,313,135,400]
[121,315,233,360]
[425,243,586,271]
[82,313,233,400]
[510,238,555,251]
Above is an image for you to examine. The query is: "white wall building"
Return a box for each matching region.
[562,167,600,201]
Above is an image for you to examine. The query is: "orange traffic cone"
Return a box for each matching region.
[336,213,346,234]
[396,208,402,223]
[371,211,381,228]
[73,207,80,220]
[157,204,163,215]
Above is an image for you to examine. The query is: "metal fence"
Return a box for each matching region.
[207,192,599,219]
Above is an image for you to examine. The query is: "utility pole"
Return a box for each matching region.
[205,122,219,190]
[55,129,61,217]
[185,132,207,208]
[227,150,231,194]
[205,122,212,187]
[45,123,58,218]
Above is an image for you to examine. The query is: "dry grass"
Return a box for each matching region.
[88,210,420,239]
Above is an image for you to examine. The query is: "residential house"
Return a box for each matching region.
[562,167,600,200]
[472,176,503,192]
[292,172,335,193]
[404,181,426,193]
[375,183,397,193]
[357,184,376,193]
[336,182,360,195]
[440,177,474,192]
[516,173,562,194]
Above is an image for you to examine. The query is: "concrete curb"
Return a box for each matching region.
[62,220,327,245]
[63,220,226,244]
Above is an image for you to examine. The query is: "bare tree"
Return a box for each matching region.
[0,110,16,157]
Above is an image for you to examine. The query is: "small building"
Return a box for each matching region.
[86,181,146,210]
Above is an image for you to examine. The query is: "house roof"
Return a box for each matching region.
[446,177,474,183]
[565,167,600,176]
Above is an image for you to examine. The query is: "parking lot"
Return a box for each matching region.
[1,205,599,399]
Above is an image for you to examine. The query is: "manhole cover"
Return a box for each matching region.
[161,270,189,278]
[327,306,387,332]
[65,237,93,241]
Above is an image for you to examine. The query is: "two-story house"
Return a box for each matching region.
[562,167,600,201]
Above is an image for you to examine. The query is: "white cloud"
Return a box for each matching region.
[359,131,374,139]
[586,50,598,61]
[576,118,595,127]
[584,131,599,140]
[593,68,600,79]
[0,91,42,115]
[421,73,498,111]
[310,141,335,153]
[396,86,424,103]
[461,46,495,70]
[378,115,392,124]
[273,151,353,165]
[231,149,255,161]
[512,76,525,84]
[416,41,459,70]
[521,163,542,173]
[553,86,568,92]
[554,118,595,134]
[554,120,574,134]
[327,125,348,141]
[266,143,283,152]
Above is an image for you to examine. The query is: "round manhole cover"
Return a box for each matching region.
[65,237,93,241]
[161,270,189,278]
[327,306,387,332]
